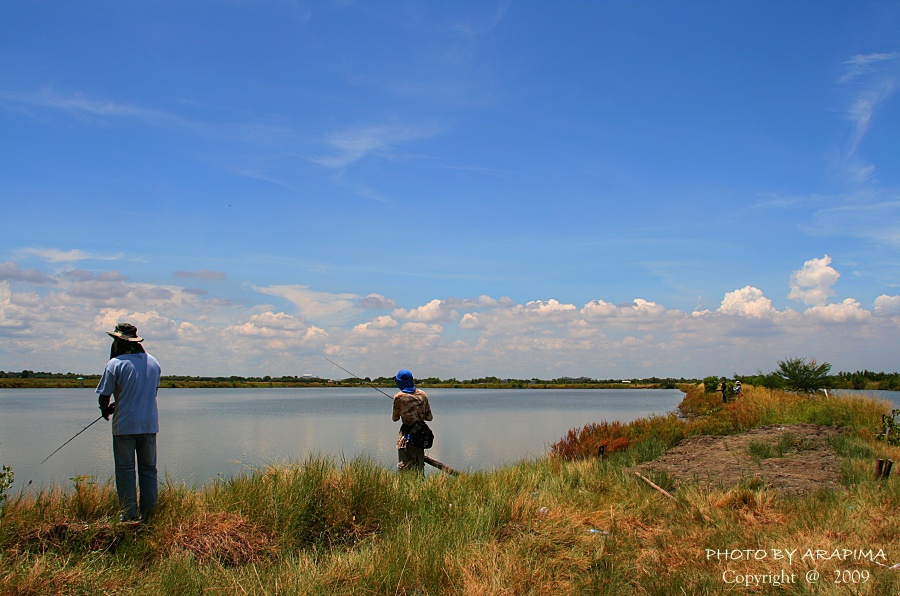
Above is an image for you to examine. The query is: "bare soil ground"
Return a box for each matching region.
[634,423,844,496]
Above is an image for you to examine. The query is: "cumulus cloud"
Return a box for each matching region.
[874,294,900,315]
[351,315,399,336]
[788,255,840,306]
[94,309,180,341]
[804,298,870,323]
[581,299,667,321]
[718,286,777,319]
[230,311,311,337]
[459,312,483,330]
[524,299,576,314]
[393,299,460,323]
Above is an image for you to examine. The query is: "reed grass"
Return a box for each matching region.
[1,386,898,594]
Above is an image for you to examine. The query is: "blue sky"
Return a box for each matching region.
[1,1,899,380]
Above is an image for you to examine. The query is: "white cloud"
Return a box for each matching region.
[524,299,576,315]
[351,315,399,337]
[459,312,483,330]
[788,255,840,306]
[581,299,668,323]
[874,295,900,315]
[804,298,870,323]
[581,300,618,318]
[254,285,360,323]
[718,286,777,319]
[0,257,898,379]
[17,248,123,263]
[393,299,459,323]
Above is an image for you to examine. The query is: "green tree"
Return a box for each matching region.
[774,357,832,394]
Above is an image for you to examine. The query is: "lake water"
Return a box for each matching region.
[831,389,900,408]
[0,387,684,493]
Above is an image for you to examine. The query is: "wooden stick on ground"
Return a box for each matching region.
[634,471,713,522]
[425,455,460,476]
[634,472,676,500]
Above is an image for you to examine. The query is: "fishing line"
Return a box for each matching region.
[323,357,393,399]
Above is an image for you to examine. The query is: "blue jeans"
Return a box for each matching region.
[112,433,157,520]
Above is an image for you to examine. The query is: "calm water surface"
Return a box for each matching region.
[832,389,900,407]
[1,387,683,492]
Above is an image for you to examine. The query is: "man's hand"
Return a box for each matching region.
[98,394,116,420]
[100,403,116,420]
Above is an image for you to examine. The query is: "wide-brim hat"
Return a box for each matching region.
[107,323,143,342]
[395,369,416,394]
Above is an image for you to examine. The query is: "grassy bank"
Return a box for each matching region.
[2,386,899,594]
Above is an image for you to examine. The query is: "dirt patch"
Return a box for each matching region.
[634,424,844,496]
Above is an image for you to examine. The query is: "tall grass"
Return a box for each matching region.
[2,385,898,594]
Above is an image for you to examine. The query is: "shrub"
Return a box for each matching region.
[702,376,722,394]
[774,357,831,394]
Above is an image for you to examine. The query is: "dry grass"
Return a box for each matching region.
[153,511,277,566]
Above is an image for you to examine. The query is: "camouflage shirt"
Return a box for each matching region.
[392,389,433,426]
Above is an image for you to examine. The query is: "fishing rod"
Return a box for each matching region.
[324,357,394,398]
[40,414,104,465]
[324,357,460,476]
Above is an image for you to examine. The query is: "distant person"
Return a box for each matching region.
[391,369,433,475]
[96,323,161,522]
[721,379,728,403]
[734,380,742,397]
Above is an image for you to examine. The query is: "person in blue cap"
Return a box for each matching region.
[391,369,433,474]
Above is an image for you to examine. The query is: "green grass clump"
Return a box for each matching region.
[2,385,899,594]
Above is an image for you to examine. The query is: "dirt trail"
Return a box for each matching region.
[633,423,844,496]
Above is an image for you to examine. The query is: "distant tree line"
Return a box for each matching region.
[3,365,898,391]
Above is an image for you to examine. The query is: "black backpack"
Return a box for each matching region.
[406,421,434,449]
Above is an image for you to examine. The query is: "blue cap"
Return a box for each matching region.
[395,369,416,394]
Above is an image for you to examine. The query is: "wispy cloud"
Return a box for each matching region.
[253,284,361,323]
[308,124,440,169]
[0,88,187,128]
[837,52,899,184]
[16,248,123,263]
[174,269,227,280]
[1,88,289,146]
[840,52,900,84]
